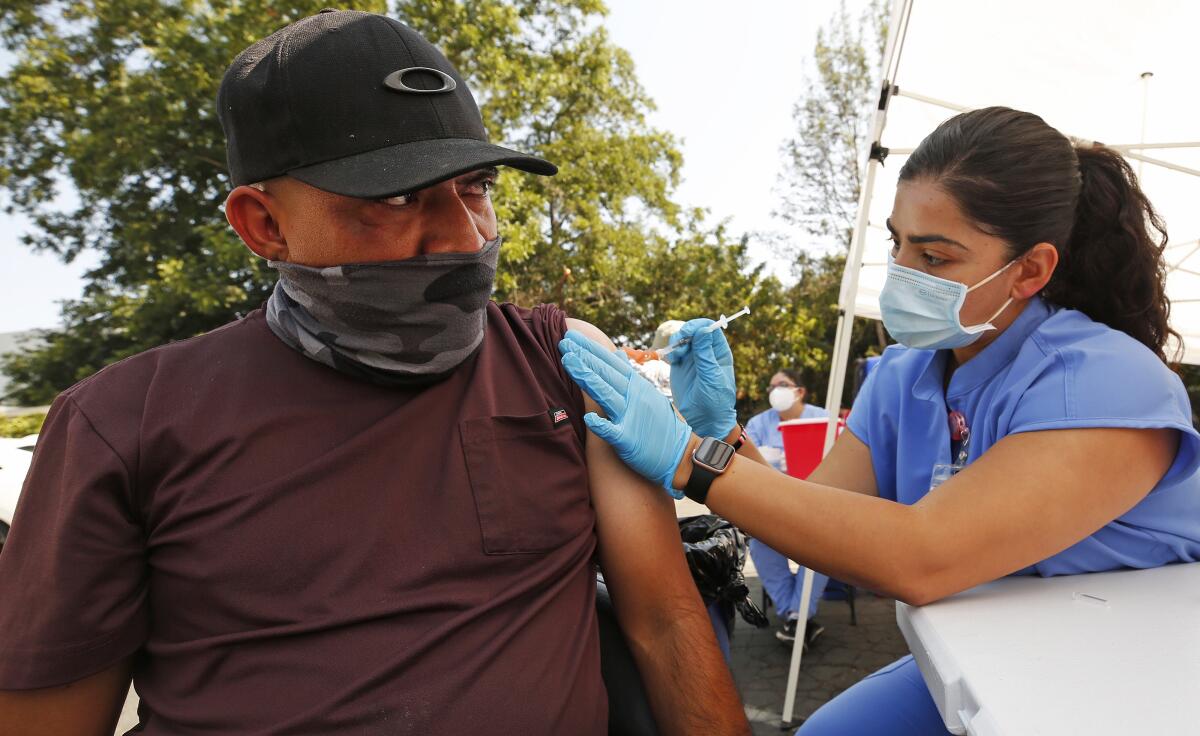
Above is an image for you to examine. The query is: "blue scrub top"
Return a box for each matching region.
[848,296,1200,576]
[745,404,830,451]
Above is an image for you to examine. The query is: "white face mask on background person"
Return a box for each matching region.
[878,256,1017,351]
[769,386,799,412]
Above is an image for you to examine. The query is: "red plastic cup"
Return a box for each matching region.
[779,417,844,479]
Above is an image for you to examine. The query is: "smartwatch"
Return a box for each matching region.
[684,436,737,505]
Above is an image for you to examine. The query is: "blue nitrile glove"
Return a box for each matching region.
[559,330,692,498]
[663,318,738,440]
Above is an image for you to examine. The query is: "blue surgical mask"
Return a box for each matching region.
[879,258,1016,350]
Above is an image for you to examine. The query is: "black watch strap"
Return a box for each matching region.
[684,462,720,504]
[730,424,747,451]
[683,437,735,505]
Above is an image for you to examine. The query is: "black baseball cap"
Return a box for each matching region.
[217,9,556,197]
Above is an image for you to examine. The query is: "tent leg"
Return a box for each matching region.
[780,0,912,728]
[780,567,816,729]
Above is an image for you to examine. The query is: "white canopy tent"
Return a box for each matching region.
[847,1,1200,369]
[783,0,1200,726]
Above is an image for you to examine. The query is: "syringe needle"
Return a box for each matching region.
[656,305,750,356]
[701,305,751,334]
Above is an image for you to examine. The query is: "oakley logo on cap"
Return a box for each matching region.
[383,67,457,94]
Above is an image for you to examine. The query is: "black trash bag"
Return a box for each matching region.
[596,515,768,735]
[678,514,769,629]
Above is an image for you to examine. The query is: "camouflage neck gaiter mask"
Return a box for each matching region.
[265,238,500,388]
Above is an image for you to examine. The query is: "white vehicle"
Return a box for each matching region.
[0,434,37,553]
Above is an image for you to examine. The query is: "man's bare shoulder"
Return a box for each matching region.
[563,318,615,351]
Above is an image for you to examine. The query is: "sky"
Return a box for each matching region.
[0,0,830,333]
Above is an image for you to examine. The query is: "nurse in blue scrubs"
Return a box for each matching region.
[558,106,1200,735]
[745,369,831,645]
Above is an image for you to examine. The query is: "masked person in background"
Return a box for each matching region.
[0,11,748,736]
[558,106,1200,735]
[744,370,830,647]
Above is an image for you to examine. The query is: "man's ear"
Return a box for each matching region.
[225,185,288,261]
[1013,242,1058,299]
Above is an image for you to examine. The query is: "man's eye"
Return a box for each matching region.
[378,193,414,206]
[922,252,946,267]
[887,237,900,256]
[466,179,495,196]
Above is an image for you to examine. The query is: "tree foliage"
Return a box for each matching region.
[774,0,886,248]
[0,412,46,438]
[1,1,361,402]
[397,1,828,411]
[0,0,817,408]
[765,0,890,409]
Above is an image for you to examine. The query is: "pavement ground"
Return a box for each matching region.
[676,497,912,733]
[732,575,911,735]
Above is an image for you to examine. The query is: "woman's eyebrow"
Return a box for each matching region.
[885,218,967,250]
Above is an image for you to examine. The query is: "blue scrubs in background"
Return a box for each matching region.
[745,404,830,622]
[799,297,1200,735]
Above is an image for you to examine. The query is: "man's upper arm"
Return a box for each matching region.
[564,319,705,635]
[0,657,133,736]
[0,395,147,690]
[563,319,750,735]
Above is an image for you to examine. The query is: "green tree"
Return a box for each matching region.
[402,1,830,403]
[766,0,889,409]
[0,412,46,438]
[1,1,372,403]
[623,221,822,416]
[395,0,683,338]
[1,0,773,404]
[774,0,885,247]
[396,1,825,406]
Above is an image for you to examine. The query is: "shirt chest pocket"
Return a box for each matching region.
[460,412,594,554]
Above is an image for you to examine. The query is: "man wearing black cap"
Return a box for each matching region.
[0,10,748,736]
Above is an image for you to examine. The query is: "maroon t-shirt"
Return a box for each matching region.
[0,303,606,734]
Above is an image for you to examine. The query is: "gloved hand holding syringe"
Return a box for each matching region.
[655,305,750,360]
[567,304,749,478]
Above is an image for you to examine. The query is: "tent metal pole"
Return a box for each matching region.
[1138,71,1153,180]
[780,566,817,725]
[891,87,970,113]
[894,88,1200,180]
[1166,242,1200,275]
[821,156,883,455]
[1109,142,1200,151]
[779,0,913,728]
[1118,151,1200,178]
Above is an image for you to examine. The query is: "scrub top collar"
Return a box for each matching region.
[910,296,1053,402]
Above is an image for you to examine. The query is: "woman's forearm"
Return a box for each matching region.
[696,453,939,604]
[732,433,771,467]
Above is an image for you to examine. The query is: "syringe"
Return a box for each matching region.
[655,305,750,359]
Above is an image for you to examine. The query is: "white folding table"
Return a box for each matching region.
[896,562,1200,735]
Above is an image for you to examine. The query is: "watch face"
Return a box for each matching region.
[695,437,736,472]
